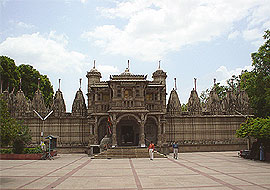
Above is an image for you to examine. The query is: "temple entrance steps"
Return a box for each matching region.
[91,146,167,159]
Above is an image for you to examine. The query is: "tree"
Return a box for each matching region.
[199,82,228,104]
[17,64,53,106]
[0,96,31,153]
[236,117,270,140]
[240,30,270,118]
[0,56,20,91]
[0,56,54,107]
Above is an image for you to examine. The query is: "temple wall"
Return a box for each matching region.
[19,116,90,147]
[165,115,246,145]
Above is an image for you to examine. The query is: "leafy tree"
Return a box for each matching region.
[199,82,228,104]
[240,30,270,118]
[0,56,54,107]
[0,56,20,91]
[0,96,31,153]
[17,64,53,106]
[236,117,270,139]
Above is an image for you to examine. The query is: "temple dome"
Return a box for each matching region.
[120,67,133,76]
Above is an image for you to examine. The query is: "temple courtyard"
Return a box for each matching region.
[0,151,269,190]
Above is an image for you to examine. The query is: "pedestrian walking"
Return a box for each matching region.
[172,141,179,159]
[260,143,265,161]
[148,141,155,160]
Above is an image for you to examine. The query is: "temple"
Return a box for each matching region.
[1,61,251,152]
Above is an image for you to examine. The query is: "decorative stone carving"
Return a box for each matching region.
[237,89,250,115]
[14,89,29,117]
[167,89,182,115]
[52,89,66,117]
[187,89,202,115]
[72,89,86,116]
[32,89,47,114]
[206,89,222,115]
[222,89,237,115]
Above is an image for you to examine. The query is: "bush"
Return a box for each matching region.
[1,96,32,153]
[23,146,43,154]
[0,148,12,154]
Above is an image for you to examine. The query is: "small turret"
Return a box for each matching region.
[86,60,101,86]
[152,60,167,84]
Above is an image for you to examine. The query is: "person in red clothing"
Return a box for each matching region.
[148,141,155,160]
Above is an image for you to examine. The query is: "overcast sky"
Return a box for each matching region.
[0,0,269,111]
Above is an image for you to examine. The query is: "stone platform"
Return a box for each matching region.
[1,151,269,190]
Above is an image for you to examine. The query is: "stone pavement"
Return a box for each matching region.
[1,151,270,190]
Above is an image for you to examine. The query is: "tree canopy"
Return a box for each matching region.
[240,30,270,118]
[0,56,54,107]
[236,117,270,139]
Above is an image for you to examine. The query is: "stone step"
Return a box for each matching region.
[92,147,167,159]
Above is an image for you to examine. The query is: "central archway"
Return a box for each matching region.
[116,115,140,146]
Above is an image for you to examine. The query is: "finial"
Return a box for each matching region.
[158,60,161,69]
[58,79,61,91]
[19,78,22,90]
[194,78,197,91]
[93,60,96,69]
[79,78,82,90]
[128,60,130,70]
[214,78,216,85]
[174,78,177,91]
[38,78,40,90]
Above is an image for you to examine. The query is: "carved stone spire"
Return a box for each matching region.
[72,88,86,116]
[167,88,182,115]
[51,87,66,117]
[237,89,250,115]
[206,82,222,115]
[32,87,47,114]
[15,88,29,117]
[222,89,237,115]
[187,88,202,115]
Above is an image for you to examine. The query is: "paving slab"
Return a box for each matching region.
[0,151,269,190]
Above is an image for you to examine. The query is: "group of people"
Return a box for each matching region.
[148,141,179,160]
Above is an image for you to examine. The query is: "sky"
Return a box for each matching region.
[0,0,269,112]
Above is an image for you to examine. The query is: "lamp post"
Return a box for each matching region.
[33,110,53,140]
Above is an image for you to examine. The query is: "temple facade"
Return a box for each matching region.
[1,62,251,152]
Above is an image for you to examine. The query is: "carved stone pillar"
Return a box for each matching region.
[112,122,117,146]
[157,116,162,146]
[139,122,145,147]
[111,114,117,147]
[88,118,97,145]
[94,116,98,144]
[139,113,146,147]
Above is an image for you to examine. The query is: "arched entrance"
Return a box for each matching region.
[98,117,110,144]
[145,117,158,146]
[116,115,140,146]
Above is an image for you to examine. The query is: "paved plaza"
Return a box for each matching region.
[0,151,270,190]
